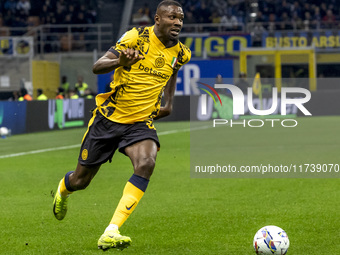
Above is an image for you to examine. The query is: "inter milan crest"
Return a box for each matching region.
[81,149,88,160]
[155,57,165,68]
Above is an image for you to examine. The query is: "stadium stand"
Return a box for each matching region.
[1,0,98,27]
[96,0,124,40]
[1,0,340,98]
[131,2,153,26]
[1,0,340,51]
[1,0,340,32]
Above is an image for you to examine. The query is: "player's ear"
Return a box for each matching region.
[154,14,160,25]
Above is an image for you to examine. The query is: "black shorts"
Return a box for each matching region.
[78,111,160,166]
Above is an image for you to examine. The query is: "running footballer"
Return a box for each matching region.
[52,0,191,251]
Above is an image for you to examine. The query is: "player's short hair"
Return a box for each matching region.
[157,0,182,11]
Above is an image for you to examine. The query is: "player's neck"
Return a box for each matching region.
[154,27,178,48]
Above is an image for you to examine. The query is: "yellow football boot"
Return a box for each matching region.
[98,228,131,250]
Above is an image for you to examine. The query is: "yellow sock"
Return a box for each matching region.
[59,177,73,197]
[110,181,145,228]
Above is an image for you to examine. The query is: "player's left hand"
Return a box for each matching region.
[119,48,144,67]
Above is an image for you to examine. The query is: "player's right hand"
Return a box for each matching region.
[119,48,144,67]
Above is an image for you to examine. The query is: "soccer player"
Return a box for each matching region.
[52,0,191,251]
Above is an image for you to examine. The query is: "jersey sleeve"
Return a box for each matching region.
[173,43,191,72]
[108,28,139,57]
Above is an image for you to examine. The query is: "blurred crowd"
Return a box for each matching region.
[253,0,339,30]
[131,0,245,31]
[180,0,339,25]
[2,0,340,33]
[0,0,97,30]
[131,0,340,31]
[180,0,246,26]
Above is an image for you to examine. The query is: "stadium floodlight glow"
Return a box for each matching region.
[250,12,257,17]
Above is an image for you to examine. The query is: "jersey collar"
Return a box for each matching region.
[150,25,179,49]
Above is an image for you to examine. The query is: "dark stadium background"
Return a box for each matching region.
[0,1,339,254]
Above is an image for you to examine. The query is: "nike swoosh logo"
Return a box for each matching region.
[143,44,149,55]
[126,202,136,210]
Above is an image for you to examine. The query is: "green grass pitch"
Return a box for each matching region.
[0,117,339,254]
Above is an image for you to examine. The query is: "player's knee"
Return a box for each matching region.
[135,157,156,176]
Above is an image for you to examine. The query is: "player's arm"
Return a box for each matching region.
[154,71,178,120]
[92,48,144,74]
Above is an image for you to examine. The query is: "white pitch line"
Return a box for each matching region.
[0,125,213,159]
[157,125,211,136]
[0,144,80,159]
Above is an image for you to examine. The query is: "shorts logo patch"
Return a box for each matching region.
[81,149,88,160]
[155,57,165,68]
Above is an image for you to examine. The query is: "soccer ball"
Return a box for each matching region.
[0,127,10,137]
[253,225,289,254]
